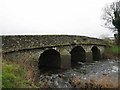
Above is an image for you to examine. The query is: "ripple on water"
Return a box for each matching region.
[39,59,119,88]
[112,66,118,72]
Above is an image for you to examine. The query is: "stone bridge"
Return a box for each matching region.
[2,35,108,69]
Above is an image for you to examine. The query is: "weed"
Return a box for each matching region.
[2,63,38,88]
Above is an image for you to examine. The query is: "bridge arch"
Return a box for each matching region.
[70,46,86,63]
[91,46,101,61]
[38,49,61,68]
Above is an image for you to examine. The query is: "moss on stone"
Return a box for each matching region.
[2,35,107,52]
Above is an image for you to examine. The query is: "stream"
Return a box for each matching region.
[38,59,119,88]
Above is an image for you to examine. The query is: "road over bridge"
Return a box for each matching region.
[2,35,108,69]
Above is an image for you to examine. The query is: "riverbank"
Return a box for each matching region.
[2,59,119,89]
[36,59,119,88]
[103,45,120,60]
[2,62,38,88]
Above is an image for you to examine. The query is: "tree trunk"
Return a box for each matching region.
[118,29,120,47]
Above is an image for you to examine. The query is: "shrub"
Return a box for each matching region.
[2,63,37,88]
[110,45,120,53]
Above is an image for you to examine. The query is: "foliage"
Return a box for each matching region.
[102,0,120,30]
[102,0,120,45]
[2,63,37,88]
[0,74,2,89]
[110,45,120,53]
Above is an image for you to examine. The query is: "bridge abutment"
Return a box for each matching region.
[86,52,93,62]
[58,48,71,69]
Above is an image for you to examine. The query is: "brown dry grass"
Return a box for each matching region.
[95,75,118,88]
[70,76,83,88]
[70,75,118,88]
[38,78,49,88]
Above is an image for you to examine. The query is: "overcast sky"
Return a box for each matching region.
[0,0,115,38]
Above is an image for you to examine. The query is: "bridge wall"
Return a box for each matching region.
[2,35,107,52]
[3,44,106,69]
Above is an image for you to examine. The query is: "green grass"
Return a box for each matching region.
[110,45,120,53]
[2,63,37,88]
[0,73,2,89]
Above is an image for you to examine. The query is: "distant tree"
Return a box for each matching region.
[102,0,120,46]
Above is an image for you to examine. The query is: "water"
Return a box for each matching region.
[38,59,119,88]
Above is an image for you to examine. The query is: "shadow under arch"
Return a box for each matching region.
[70,46,86,63]
[38,49,61,69]
[91,46,101,61]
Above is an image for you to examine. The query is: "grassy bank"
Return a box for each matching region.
[2,61,118,89]
[2,63,37,88]
[104,45,120,60]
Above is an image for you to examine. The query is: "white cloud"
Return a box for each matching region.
[0,0,114,38]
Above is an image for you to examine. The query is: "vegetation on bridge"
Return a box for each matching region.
[2,35,107,52]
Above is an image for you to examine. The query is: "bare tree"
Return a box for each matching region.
[102,0,120,46]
